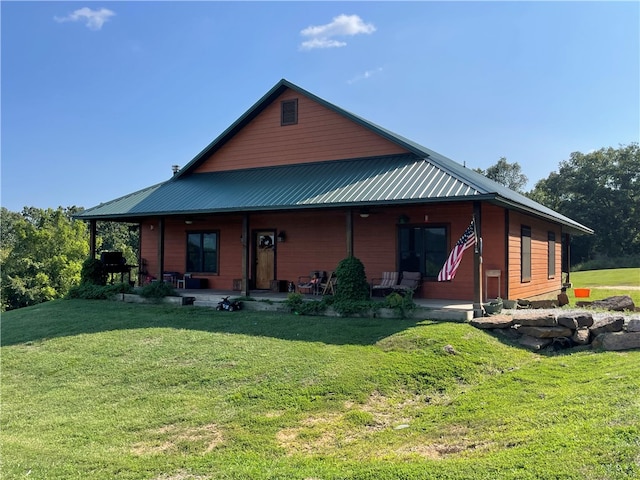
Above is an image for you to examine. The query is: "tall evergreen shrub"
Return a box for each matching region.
[334,256,369,302]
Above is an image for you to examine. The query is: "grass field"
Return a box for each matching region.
[1,270,639,479]
[568,267,640,305]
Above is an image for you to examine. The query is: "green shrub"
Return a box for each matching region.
[139,281,177,299]
[66,282,133,300]
[80,258,107,286]
[382,291,416,317]
[284,292,330,315]
[332,299,375,316]
[335,257,369,302]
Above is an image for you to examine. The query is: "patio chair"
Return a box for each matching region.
[297,270,326,295]
[370,271,399,297]
[176,273,192,289]
[390,271,422,296]
[321,271,337,295]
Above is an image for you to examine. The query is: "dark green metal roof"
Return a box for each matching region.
[76,79,593,235]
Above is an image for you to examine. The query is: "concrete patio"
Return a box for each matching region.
[173,289,475,322]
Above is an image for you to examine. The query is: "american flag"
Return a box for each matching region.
[437,219,477,282]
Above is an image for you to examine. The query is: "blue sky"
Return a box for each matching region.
[2,1,638,212]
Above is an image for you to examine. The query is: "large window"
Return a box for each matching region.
[187,232,219,273]
[521,226,531,282]
[398,225,447,279]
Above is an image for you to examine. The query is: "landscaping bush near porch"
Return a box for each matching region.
[2,300,639,480]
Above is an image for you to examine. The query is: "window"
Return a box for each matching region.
[186,232,219,273]
[281,99,298,126]
[521,226,531,282]
[398,225,448,279]
[548,231,556,279]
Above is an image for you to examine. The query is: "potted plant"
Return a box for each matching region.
[483,297,503,315]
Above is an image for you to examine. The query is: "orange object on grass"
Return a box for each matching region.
[574,288,590,298]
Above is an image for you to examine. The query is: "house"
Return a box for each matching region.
[76,79,592,313]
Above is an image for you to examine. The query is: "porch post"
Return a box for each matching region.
[473,202,483,318]
[89,219,97,258]
[346,209,354,257]
[157,218,165,281]
[242,213,250,297]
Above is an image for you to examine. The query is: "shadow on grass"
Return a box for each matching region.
[1,299,423,347]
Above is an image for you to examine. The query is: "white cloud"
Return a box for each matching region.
[347,67,384,85]
[300,14,375,50]
[54,7,115,31]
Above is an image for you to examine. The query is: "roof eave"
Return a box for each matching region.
[490,196,593,235]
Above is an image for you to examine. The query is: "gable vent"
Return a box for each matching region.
[281,99,298,126]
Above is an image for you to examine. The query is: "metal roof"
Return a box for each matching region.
[78,154,477,217]
[76,153,592,234]
[76,79,593,235]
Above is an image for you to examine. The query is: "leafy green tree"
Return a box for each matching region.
[475,157,528,193]
[528,143,640,264]
[1,207,89,310]
[96,221,139,266]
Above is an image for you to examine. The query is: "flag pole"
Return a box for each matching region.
[473,203,483,318]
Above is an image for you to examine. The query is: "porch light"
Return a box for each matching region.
[359,209,370,218]
[277,231,286,243]
[185,220,193,225]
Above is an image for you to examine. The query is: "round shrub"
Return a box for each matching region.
[335,256,369,302]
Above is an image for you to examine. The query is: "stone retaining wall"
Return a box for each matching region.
[470,311,640,351]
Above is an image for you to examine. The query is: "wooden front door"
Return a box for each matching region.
[255,231,275,289]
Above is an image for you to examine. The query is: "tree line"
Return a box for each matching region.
[1,144,638,311]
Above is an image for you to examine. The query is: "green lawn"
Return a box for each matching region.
[569,267,640,304]
[2,297,639,480]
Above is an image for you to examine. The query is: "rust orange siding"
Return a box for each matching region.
[479,204,507,300]
[507,212,562,299]
[140,201,562,302]
[194,89,409,173]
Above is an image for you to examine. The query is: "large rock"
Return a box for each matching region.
[627,319,640,333]
[529,300,558,309]
[517,326,574,338]
[469,315,514,329]
[590,295,635,312]
[557,312,594,329]
[518,335,552,350]
[572,328,590,345]
[513,313,557,327]
[590,316,625,336]
[592,332,640,351]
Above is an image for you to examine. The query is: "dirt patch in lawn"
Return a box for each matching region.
[132,423,223,456]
